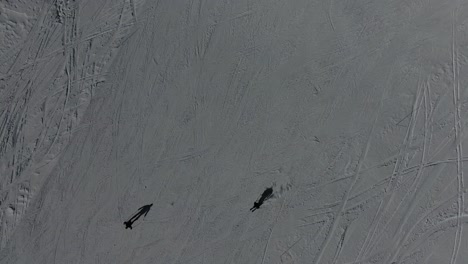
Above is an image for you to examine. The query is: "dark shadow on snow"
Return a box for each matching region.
[124,203,153,229]
[250,187,273,212]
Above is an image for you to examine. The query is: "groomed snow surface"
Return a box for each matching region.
[1,0,468,263]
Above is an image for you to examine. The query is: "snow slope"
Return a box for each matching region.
[1,0,468,263]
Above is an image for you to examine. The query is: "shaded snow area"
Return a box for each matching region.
[1,0,468,263]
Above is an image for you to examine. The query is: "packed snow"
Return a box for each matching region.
[1,0,468,263]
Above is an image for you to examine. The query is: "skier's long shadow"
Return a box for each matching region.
[124,203,153,229]
[250,187,273,212]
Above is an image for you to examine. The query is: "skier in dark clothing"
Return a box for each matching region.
[124,203,153,229]
[124,220,133,229]
[250,187,273,212]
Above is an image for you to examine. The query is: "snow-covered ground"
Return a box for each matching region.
[1,0,468,263]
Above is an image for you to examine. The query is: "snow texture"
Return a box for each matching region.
[1,0,468,263]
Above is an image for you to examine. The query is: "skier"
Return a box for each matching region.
[250,187,273,212]
[124,203,153,229]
